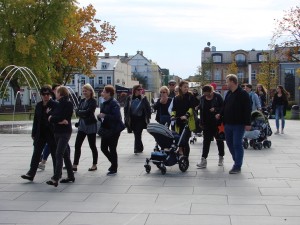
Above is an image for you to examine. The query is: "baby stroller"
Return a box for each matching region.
[189,118,203,144]
[243,110,272,150]
[144,123,190,175]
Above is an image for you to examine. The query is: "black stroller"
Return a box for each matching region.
[243,110,272,150]
[144,123,190,175]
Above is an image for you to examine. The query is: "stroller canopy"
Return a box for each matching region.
[147,123,174,139]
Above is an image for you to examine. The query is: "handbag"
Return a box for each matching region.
[97,127,114,138]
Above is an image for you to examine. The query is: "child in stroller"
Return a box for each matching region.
[243,110,272,150]
[144,123,190,175]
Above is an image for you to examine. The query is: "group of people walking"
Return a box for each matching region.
[21,73,290,185]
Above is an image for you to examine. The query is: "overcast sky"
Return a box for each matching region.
[77,0,298,78]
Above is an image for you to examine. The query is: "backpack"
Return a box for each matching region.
[131,98,143,116]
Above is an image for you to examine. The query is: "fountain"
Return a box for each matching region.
[0,65,79,134]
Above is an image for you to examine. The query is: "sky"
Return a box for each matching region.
[77,0,299,79]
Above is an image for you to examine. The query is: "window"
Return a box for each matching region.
[89,77,94,87]
[70,77,75,85]
[258,54,268,62]
[213,55,222,63]
[101,62,108,69]
[107,76,112,85]
[237,71,244,79]
[81,77,86,85]
[98,76,103,85]
[214,70,221,80]
[284,69,295,75]
[251,70,256,80]
[235,54,246,63]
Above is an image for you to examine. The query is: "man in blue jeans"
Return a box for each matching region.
[216,74,251,174]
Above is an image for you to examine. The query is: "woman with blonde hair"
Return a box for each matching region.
[153,86,172,127]
[255,84,267,108]
[72,83,98,171]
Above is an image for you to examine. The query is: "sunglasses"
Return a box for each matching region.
[168,83,175,86]
[41,93,50,96]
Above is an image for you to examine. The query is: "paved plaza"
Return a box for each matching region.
[0,117,300,225]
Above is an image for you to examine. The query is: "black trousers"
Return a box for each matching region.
[202,125,224,159]
[52,133,73,181]
[73,131,98,165]
[101,133,120,171]
[177,122,191,157]
[131,118,146,152]
[28,132,56,177]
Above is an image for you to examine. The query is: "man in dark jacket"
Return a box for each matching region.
[217,74,251,174]
[21,85,57,181]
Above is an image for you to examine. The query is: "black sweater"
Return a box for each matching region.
[49,96,74,134]
[222,87,251,126]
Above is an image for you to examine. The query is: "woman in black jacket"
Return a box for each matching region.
[47,86,74,187]
[124,84,151,154]
[98,85,125,175]
[72,84,98,171]
[153,86,172,127]
[21,85,57,181]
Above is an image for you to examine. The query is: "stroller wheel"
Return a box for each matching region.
[144,164,151,173]
[161,166,166,175]
[243,140,249,149]
[267,141,271,148]
[190,139,194,144]
[179,156,189,172]
[257,143,263,150]
[193,137,197,142]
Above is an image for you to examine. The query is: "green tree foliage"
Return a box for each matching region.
[0,0,76,93]
[0,0,117,94]
[227,60,238,75]
[257,52,278,103]
[198,57,214,85]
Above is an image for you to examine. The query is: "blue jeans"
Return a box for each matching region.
[224,124,245,169]
[275,105,285,130]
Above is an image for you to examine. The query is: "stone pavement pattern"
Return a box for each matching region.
[0,119,300,225]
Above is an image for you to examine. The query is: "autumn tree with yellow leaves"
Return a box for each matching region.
[0,0,116,95]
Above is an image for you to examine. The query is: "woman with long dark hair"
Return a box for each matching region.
[271,85,289,134]
[124,84,151,154]
[171,80,198,157]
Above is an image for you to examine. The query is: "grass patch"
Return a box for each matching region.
[0,113,34,121]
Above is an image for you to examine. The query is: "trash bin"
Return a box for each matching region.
[291,105,300,119]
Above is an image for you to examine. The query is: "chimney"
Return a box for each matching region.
[125,53,128,57]
[140,51,143,55]
[137,50,140,54]
[104,53,109,58]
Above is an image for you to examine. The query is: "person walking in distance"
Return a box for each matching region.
[168,80,177,98]
[216,74,251,174]
[72,84,98,172]
[244,84,261,112]
[124,84,151,154]
[197,85,224,169]
[271,85,289,134]
[21,85,57,181]
[153,86,172,127]
[98,85,125,175]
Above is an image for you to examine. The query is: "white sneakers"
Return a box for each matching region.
[197,156,224,168]
[275,130,285,134]
[38,162,45,170]
[196,157,207,168]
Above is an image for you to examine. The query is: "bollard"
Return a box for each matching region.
[291,105,300,119]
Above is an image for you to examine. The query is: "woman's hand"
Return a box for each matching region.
[58,119,68,125]
[98,113,105,119]
[180,115,187,120]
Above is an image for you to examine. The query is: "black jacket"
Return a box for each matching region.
[76,98,97,125]
[32,99,55,141]
[222,87,251,126]
[100,97,125,134]
[271,93,288,116]
[49,96,74,134]
[199,92,223,126]
[153,97,172,123]
[124,95,151,129]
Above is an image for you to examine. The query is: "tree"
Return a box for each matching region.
[0,0,76,95]
[256,52,278,104]
[54,4,117,85]
[198,57,214,85]
[193,65,210,86]
[227,60,238,75]
[271,6,300,62]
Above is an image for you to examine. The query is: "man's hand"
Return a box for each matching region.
[180,115,187,120]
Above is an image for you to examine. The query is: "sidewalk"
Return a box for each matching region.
[0,119,300,225]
